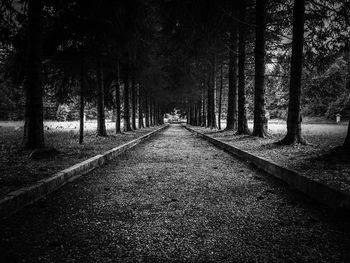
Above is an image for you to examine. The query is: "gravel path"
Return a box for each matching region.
[1,125,350,262]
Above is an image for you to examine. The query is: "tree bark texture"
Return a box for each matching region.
[237,0,250,135]
[123,69,132,131]
[96,52,107,136]
[344,50,350,149]
[145,94,150,127]
[79,47,85,144]
[131,71,137,130]
[23,0,45,149]
[253,0,268,137]
[218,59,223,130]
[280,0,306,144]
[226,12,238,131]
[115,60,121,133]
[138,84,144,128]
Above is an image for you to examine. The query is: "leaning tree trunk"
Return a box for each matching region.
[123,68,132,131]
[79,46,85,144]
[23,0,45,149]
[131,71,137,130]
[96,52,107,137]
[226,12,238,131]
[115,59,121,133]
[280,0,306,144]
[252,0,268,137]
[237,0,250,135]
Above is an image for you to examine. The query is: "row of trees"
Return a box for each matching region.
[0,0,349,152]
[176,0,350,149]
[1,0,170,149]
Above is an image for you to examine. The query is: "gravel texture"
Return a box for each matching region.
[1,125,350,262]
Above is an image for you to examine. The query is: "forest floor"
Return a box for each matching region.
[188,120,350,194]
[0,120,161,198]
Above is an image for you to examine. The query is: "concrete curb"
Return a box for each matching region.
[0,125,168,219]
[185,125,350,210]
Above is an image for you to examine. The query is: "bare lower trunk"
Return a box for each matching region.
[252,0,268,137]
[79,47,85,144]
[237,0,249,135]
[115,60,121,133]
[96,53,107,137]
[131,72,136,130]
[23,0,45,149]
[280,0,306,144]
[201,89,206,126]
[138,84,143,128]
[218,60,223,130]
[145,94,150,127]
[123,69,132,131]
[344,50,350,149]
[226,11,238,131]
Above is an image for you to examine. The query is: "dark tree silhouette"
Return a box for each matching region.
[343,48,350,149]
[79,46,85,144]
[123,64,132,131]
[96,50,107,137]
[252,0,268,137]
[115,60,121,133]
[218,59,223,130]
[237,0,249,135]
[131,70,137,130]
[22,0,45,149]
[279,0,306,145]
[226,7,238,131]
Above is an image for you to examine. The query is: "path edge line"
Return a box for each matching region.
[185,125,350,210]
[0,125,169,219]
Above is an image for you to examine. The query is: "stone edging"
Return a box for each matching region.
[0,125,169,219]
[185,125,350,210]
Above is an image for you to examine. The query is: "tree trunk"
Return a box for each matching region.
[123,68,132,131]
[138,84,144,128]
[201,89,206,126]
[79,47,85,144]
[212,55,217,128]
[280,0,306,144]
[145,94,150,127]
[131,72,137,130]
[23,0,45,149]
[96,51,107,137]
[252,0,268,137]
[226,11,238,131]
[207,81,211,128]
[154,102,157,125]
[237,0,250,135]
[115,59,121,133]
[198,100,202,126]
[345,118,350,148]
[218,58,223,130]
[344,50,350,149]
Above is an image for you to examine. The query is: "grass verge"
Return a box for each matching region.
[188,124,350,194]
[0,125,162,198]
